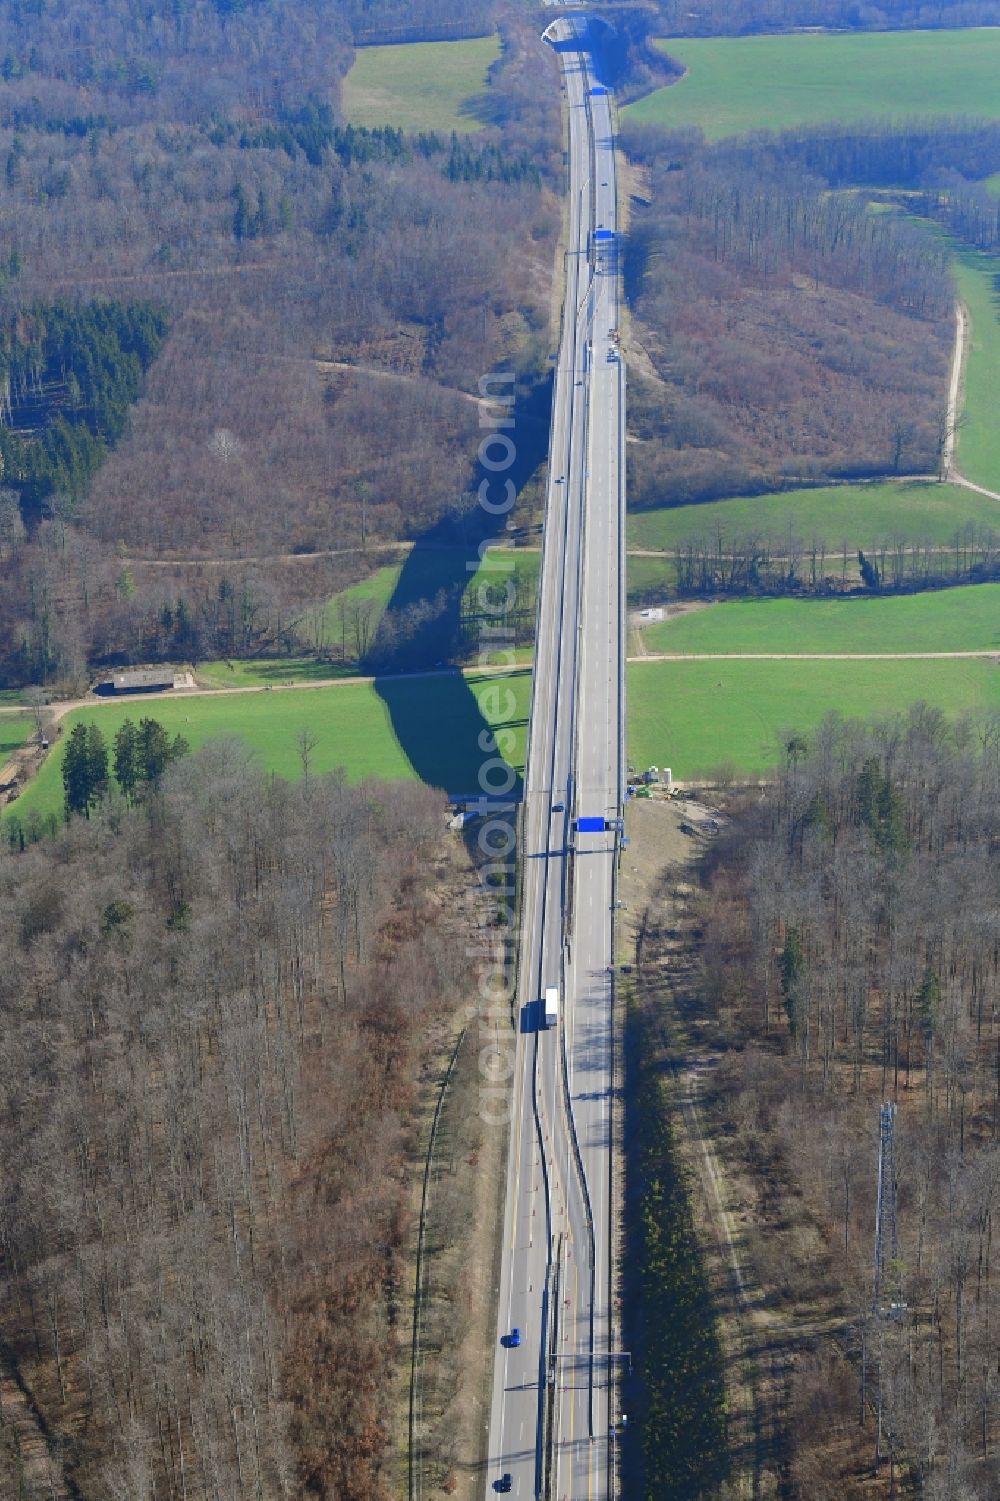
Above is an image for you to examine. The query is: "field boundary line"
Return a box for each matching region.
[628,650,1000,662]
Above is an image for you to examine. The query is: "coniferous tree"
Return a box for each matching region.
[86,722,109,804]
[113,718,140,802]
[62,721,108,817]
[62,722,92,817]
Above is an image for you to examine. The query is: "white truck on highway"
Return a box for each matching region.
[544,986,559,1027]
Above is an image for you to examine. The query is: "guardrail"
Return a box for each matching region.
[609,71,628,1498]
[558,945,598,1438]
[526,42,591,1493]
[530,1019,555,1500]
[540,1235,565,1500]
[559,40,603,1446]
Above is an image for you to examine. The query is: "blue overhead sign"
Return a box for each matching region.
[576,816,606,833]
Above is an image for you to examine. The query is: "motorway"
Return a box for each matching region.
[485,13,624,1500]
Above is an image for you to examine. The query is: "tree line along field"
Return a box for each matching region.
[628,657,1000,779]
[317,544,541,651]
[341,34,501,133]
[5,668,530,830]
[625,29,1000,139]
[314,545,679,662]
[638,582,1000,656]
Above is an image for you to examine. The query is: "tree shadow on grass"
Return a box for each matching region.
[372,371,551,799]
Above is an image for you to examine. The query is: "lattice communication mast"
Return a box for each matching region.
[873,1102,898,1314]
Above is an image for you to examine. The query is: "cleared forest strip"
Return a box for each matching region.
[620,803,754,1494]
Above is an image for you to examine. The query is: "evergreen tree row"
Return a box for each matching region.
[62,715,189,818]
[216,104,539,184]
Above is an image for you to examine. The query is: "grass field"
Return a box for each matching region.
[984,172,1000,199]
[626,552,678,601]
[0,713,32,766]
[627,481,997,555]
[341,35,500,134]
[640,583,1000,656]
[628,657,1000,778]
[7,669,530,827]
[625,30,1000,139]
[195,658,357,689]
[953,246,1000,495]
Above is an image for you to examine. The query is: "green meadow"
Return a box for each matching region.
[0,713,33,765]
[342,35,500,134]
[626,552,679,600]
[625,30,1000,139]
[627,481,998,556]
[628,656,1000,779]
[7,669,530,827]
[639,584,1000,656]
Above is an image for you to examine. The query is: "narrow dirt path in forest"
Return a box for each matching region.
[119,541,408,567]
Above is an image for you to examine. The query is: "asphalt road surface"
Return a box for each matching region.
[485,14,624,1499]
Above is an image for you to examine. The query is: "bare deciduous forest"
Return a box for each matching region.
[0,0,560,686]
[0,741,474,1498]
[623,127,954,511]
[689,711,1000,1497]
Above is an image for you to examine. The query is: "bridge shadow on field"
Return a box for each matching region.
[371,372,551,801]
